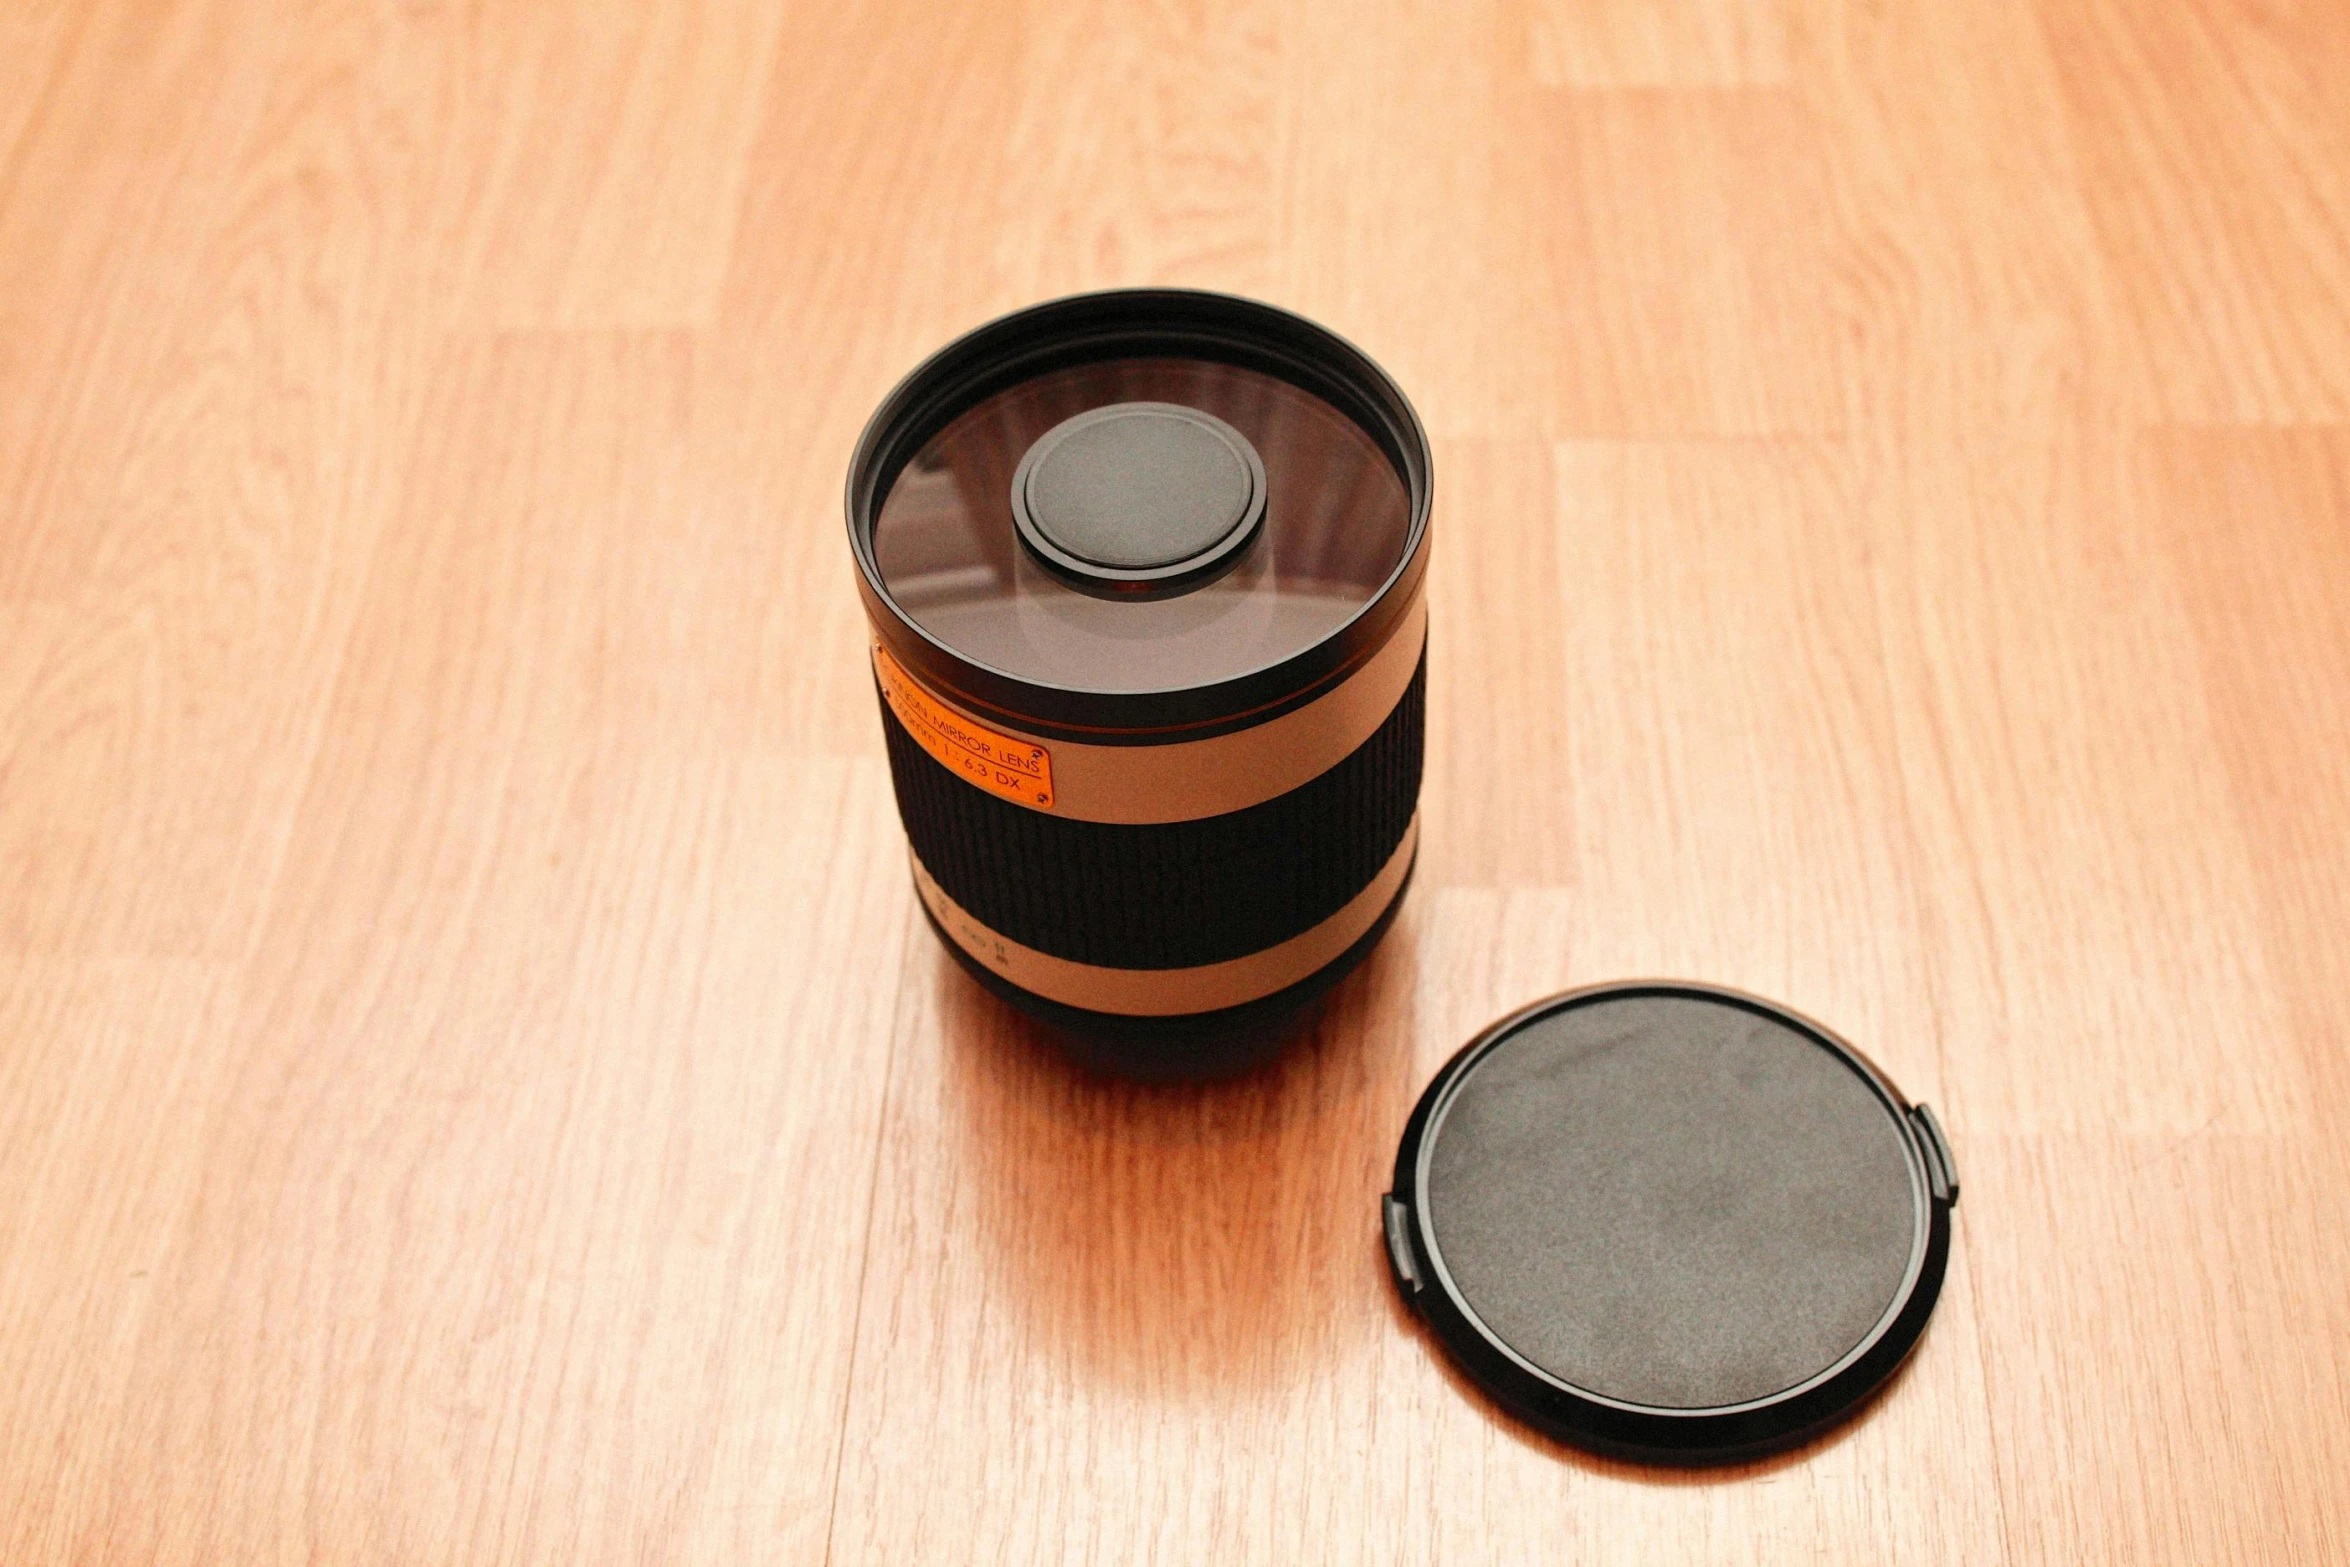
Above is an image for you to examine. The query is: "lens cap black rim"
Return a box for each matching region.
[1383,980,1960,1466]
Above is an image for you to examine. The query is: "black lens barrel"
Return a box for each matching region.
[847,290,1432,1063]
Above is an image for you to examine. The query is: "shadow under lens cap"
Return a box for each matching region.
[1384,983,1960,1464]
[1012,401,1266,592]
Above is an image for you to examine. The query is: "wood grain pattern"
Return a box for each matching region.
[1531,0,1790,87]
[3,0,2346,1560]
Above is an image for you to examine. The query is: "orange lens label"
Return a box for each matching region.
[873,643,1055,810]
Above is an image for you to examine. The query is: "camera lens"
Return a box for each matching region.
[846,290,1431,1072]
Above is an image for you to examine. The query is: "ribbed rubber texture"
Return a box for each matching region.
[881,654,1425,972]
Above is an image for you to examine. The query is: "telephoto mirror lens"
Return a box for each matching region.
[846,290,1433,1076]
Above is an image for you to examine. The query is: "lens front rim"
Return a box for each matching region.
[846,288,1433,737]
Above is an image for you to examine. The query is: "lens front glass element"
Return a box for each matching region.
[871,357,1412,696]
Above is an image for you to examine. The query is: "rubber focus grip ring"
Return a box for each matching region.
[879,654,1426,973]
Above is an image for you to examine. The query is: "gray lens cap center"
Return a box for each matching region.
[1428,994,1916,1410]
[1012,402,1266,590]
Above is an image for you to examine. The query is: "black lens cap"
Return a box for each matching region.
[1384,982,1959,1465]
[1011,401,1266,595]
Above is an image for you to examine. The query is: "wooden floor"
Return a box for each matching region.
[4,0,2347,1560]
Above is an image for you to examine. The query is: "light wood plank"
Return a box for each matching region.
[1531,0,1790,86]
[988,0,1284,298]
[3,329,918,1561]
[1276,0,1563,436]
[1541,440,1930,1052]
[0,960,247,1564]
[1538,90,1850,435]
[1420,440,1571,885]
[829,920,1428,1565]
[2145,430,2350,1105]
[1969,1133,2350,1560]
[0,0,438,961]
[1794,0,2133,432]
[1,0,2346,1560]
[2042,0,2350,421]
[428,0,787,329]
[1865,423,2303,1135]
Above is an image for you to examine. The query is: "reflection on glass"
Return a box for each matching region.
[873,358,1411,694]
